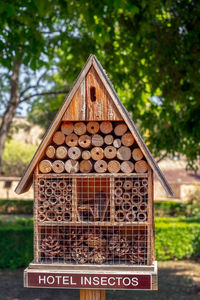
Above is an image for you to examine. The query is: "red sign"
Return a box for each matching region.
[27,272,151,290]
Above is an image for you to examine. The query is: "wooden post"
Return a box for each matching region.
[80,289,106,300]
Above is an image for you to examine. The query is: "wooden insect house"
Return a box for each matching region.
[15,55,172,291]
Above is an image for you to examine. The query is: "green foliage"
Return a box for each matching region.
[154,201,185,217]
[0,222,33,269]
[185,190,200,217]
[2,140,37,176]
[155,220,200,260]
[0,200,33,214]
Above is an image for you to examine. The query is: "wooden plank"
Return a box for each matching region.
[80,290,106,300]
[34,167,39,263]
[38,221,148,226]
[147,171,153,265]
[62,79,86,121]
[86,66,122,121]
[110,177,115,224]
[35,173,149,179]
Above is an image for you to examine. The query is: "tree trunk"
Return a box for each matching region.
[0,61,21,174]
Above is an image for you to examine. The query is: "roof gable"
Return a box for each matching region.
[15,54,173,196]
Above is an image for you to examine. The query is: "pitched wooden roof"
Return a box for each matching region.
[15,54,173,196]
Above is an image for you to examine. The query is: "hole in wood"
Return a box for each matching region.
[90,86,96,102]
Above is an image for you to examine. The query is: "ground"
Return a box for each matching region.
[0,261,200,300]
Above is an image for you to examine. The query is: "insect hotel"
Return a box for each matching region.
[15,55,172,292]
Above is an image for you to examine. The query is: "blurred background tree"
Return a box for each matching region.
[0,0,200,174]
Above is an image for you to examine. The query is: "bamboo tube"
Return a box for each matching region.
[123,180,133,190]
[120,161,134,173]
[122,193,131,201]
[82,150,91,160]
[87,121,99,134]
[78,135,91,149]
[104,146,117,159]
[114,196,123,205]
[58,181,67,189]
[68,147,81,160]
[126,212,136,222]
[38,213,46,222]
[65,159,79,173]
[61,121,74,135]
[117,146,131,160]
[39,160,52,173]
[51,181,58,189]
[134,181,140,188]
[65,133,78,147]
[74,122,86,135]
[135,160,148,173]
[56,146,68,159]
[63,211,72,221]
[114,123,127,136]
[114,187,123,197]
[107,160,120,173]
[122,200,132,212]
[38,193,45,202]
[131,194,143,205]
[80,160,93,173]
[115,210,125,222]
[132,148,144,161]
[100,121,113,134]
[132,187,138,195]
[137,212,147,221]
[91,147,104,160]
[114,179,123,187]
[46,145,55,159]
[104,134,114,145]
[138,186,148,196]
[142,179,148,186]
[49,195,57,206]
[113,138,121,148]
[92,134,104,147]
[139,203,148,212]
[121,132,135,146]
[94,160,107,173]
[38,179,45,187]
[52,160,65,173]
[52,131,65,145]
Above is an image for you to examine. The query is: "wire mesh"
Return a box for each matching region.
[34,175,151,265]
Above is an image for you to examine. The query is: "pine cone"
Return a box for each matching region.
[89,247,106,264]
[40,236,61,258]
[84,230,106,248]
[108,234,130,258]
[129,246,146,264]
[71,245,88,264]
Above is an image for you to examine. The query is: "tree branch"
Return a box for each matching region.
[19,90,69,103]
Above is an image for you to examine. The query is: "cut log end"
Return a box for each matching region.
[61,122,74,135]
[80,160,93,173]
[135,160,148,173]
[82,150,91,160]
[132,148,144,161]
[104,134,114,145]
[52,131,65,145]
[39,160,52,174]
[65,159,79,173]
[91,147,104,160]
[108,160,121,173]
[46,145,55,159]
[100,121,113,134]
[94,160,107,173]
[104,146,117,159]
[52,160,65,173]
[113,138,121,148]
[65,133,78,147]
[91,134,104,147]
[114,123,127,136]
[121,132,135,146]
[74,122,86,136]
[56,146,68,159]
[120,161,134,173]
[68,146,82,160]
[87,121,100,134]
[117,146,131,161]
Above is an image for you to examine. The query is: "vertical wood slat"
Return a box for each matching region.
[72,178,78,222]
[80,289,106,300]
[147,170,153,265]
[110,177,115,224]
[86,67,122,121]
[62,79,86,121]
[34,165,39,263]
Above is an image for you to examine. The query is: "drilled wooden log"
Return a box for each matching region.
[56,146,68,159]
[80,160,93,173]
[107,160,120,173]
[68,147,81,160]
[65,133,78,147]
[74,122,86,136]
[135,160,148,173]
[61,121,74,135]
[52,160,65,173]
[91,134,104,147]
[117,146,131,160]
[46,145,55,159]
[87,121,99,134]
[104,146,117,159]
[78,134,91,149]
[82,150,91,160]
[100,121,113,134]
[39,160,52,173]
[94,160,107,173]
[104,134,114,145]
[65,159,79,173]
[114,123,127,136]
[123,180,133,190]
[120,161,134,173]
[91,147,104,160]
[121,132,135,146]
[52,131,65,145]
[113,138,121,148]
[132,148,144,161]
